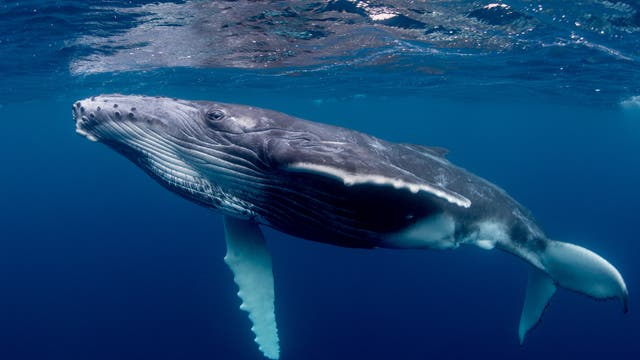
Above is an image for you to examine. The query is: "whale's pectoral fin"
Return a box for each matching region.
[518,267,556,344]
[284,161,470,207]
[223,216,279,359]
[266,138,471,208]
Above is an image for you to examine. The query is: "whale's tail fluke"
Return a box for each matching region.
[518,240,628,344]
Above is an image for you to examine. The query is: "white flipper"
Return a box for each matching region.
[518,267,556,344]
[267,136,471,208]
[223,216,279,359]
[286,162,471,208]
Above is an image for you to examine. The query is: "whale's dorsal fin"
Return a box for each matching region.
[223,216,279,359]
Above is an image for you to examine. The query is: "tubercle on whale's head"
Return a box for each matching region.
[72,95,212,194]
[73,94,204,143]
[71,94,272,209]
[72,94,273,146]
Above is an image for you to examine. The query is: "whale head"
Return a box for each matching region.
[73,94,267,147]
[72,94,269,213]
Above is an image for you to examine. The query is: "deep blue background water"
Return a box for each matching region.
[1,1,639,359]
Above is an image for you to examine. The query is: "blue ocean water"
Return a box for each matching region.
[1,1,639,359]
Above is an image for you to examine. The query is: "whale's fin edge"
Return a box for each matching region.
[541,241,628,312]
[223,216,280,359]
[285,162,471,208]
[518,267,556,344]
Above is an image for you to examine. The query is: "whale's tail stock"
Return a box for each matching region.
[518,239,628,343]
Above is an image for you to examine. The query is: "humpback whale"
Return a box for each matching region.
[73,94,628,359]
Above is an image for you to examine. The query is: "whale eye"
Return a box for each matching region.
[206,109,225,122]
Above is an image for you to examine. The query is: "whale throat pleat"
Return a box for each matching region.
[223,216,280,359]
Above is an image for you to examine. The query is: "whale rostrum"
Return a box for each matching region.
[73,94,628,359]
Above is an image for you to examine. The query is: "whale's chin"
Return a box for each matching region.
[75,123,99,142]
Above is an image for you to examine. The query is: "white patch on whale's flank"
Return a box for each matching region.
[477,221,509,243]
[461,221,509,251]
[382,213,456,249]
[287,162,472,208]
[470,220,546,270]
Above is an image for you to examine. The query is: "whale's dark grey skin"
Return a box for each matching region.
[73,94,628,359]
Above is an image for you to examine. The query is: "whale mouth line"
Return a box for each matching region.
[74,113,103,142]
[75,126,99,142]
